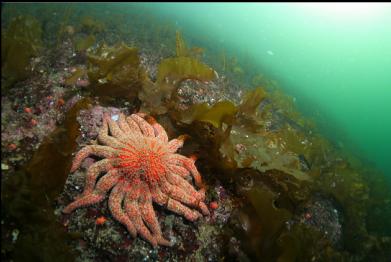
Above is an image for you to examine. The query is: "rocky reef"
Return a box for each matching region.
[1,4,391,262]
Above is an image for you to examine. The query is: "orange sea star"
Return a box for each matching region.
[63,112,210,247]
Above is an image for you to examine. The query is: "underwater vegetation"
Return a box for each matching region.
[139,31,216,115]
[2,98,92,261]
[1,5,391,262]
[87,42,144,102]
[1,15,43,90]
[75,34,96,52]
[181,100,237,129]
[79,16,106,34]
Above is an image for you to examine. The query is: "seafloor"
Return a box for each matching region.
[1,5,391,262]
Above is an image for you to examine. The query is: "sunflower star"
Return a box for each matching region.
[63,112,210,247]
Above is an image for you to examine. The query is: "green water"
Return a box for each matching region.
[3,3,390,175]
[134,2,391,178]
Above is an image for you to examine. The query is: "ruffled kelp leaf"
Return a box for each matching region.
[176,31,204,58]
[276,224,343,262]
[88,43,137,75]
[64,67,87,86]
[176,90,310,181]
[235,87,267,132]
[316,165,370,252]
[1,15,43,89]
[157,56,216,85]
[139,31,216,114]
[190,46,205,59]
[55,6,74,45]
[75,34,96,52]
[267,88,304,122]
[87,42,144,100]
[247,186,292,237]
[138,74,170,114]
[238,87,267,116]
[1,98,92,261]
[227,125,312,181]
[80,16,105,34]
[238,185,292,259]
[233,66,244,76]
[141,56,216,114]
[176,30,189,57]
[181,100,238,128]
[177,119,238,172]
[218,127,238,168]
[252,73,265,87]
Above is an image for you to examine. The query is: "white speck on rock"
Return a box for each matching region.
[111,114,119,121]
[12,229,19,243]
[1,163,9,170]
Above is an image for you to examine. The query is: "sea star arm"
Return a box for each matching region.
[124,181,158,247]
[167,135,187,153]
[63,193,105,214]
[169,154,203,188]
[94,169,121,193]
[197,198,210,216]
[144,116,168,143]
[108,183,137,237]
[130,114,155,137]
[106,114,127,140]
[167,198,202,221]
[98,116,124,148]
[165,172,209,215]
[117,113,132,134]
[126,116,142,133]
[63,169,120,213]
[183,156,204,188]
[168,164,190,178]
[160,179,210,216]
[70,145,116,172]
[135,112,146,118]
[150,183,202,222]
[165,171,205,202]
[139,183,171,246]
[80,159,113,197]
[149,183,169,205]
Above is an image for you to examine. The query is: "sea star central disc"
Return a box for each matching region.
[63,112,210,247]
